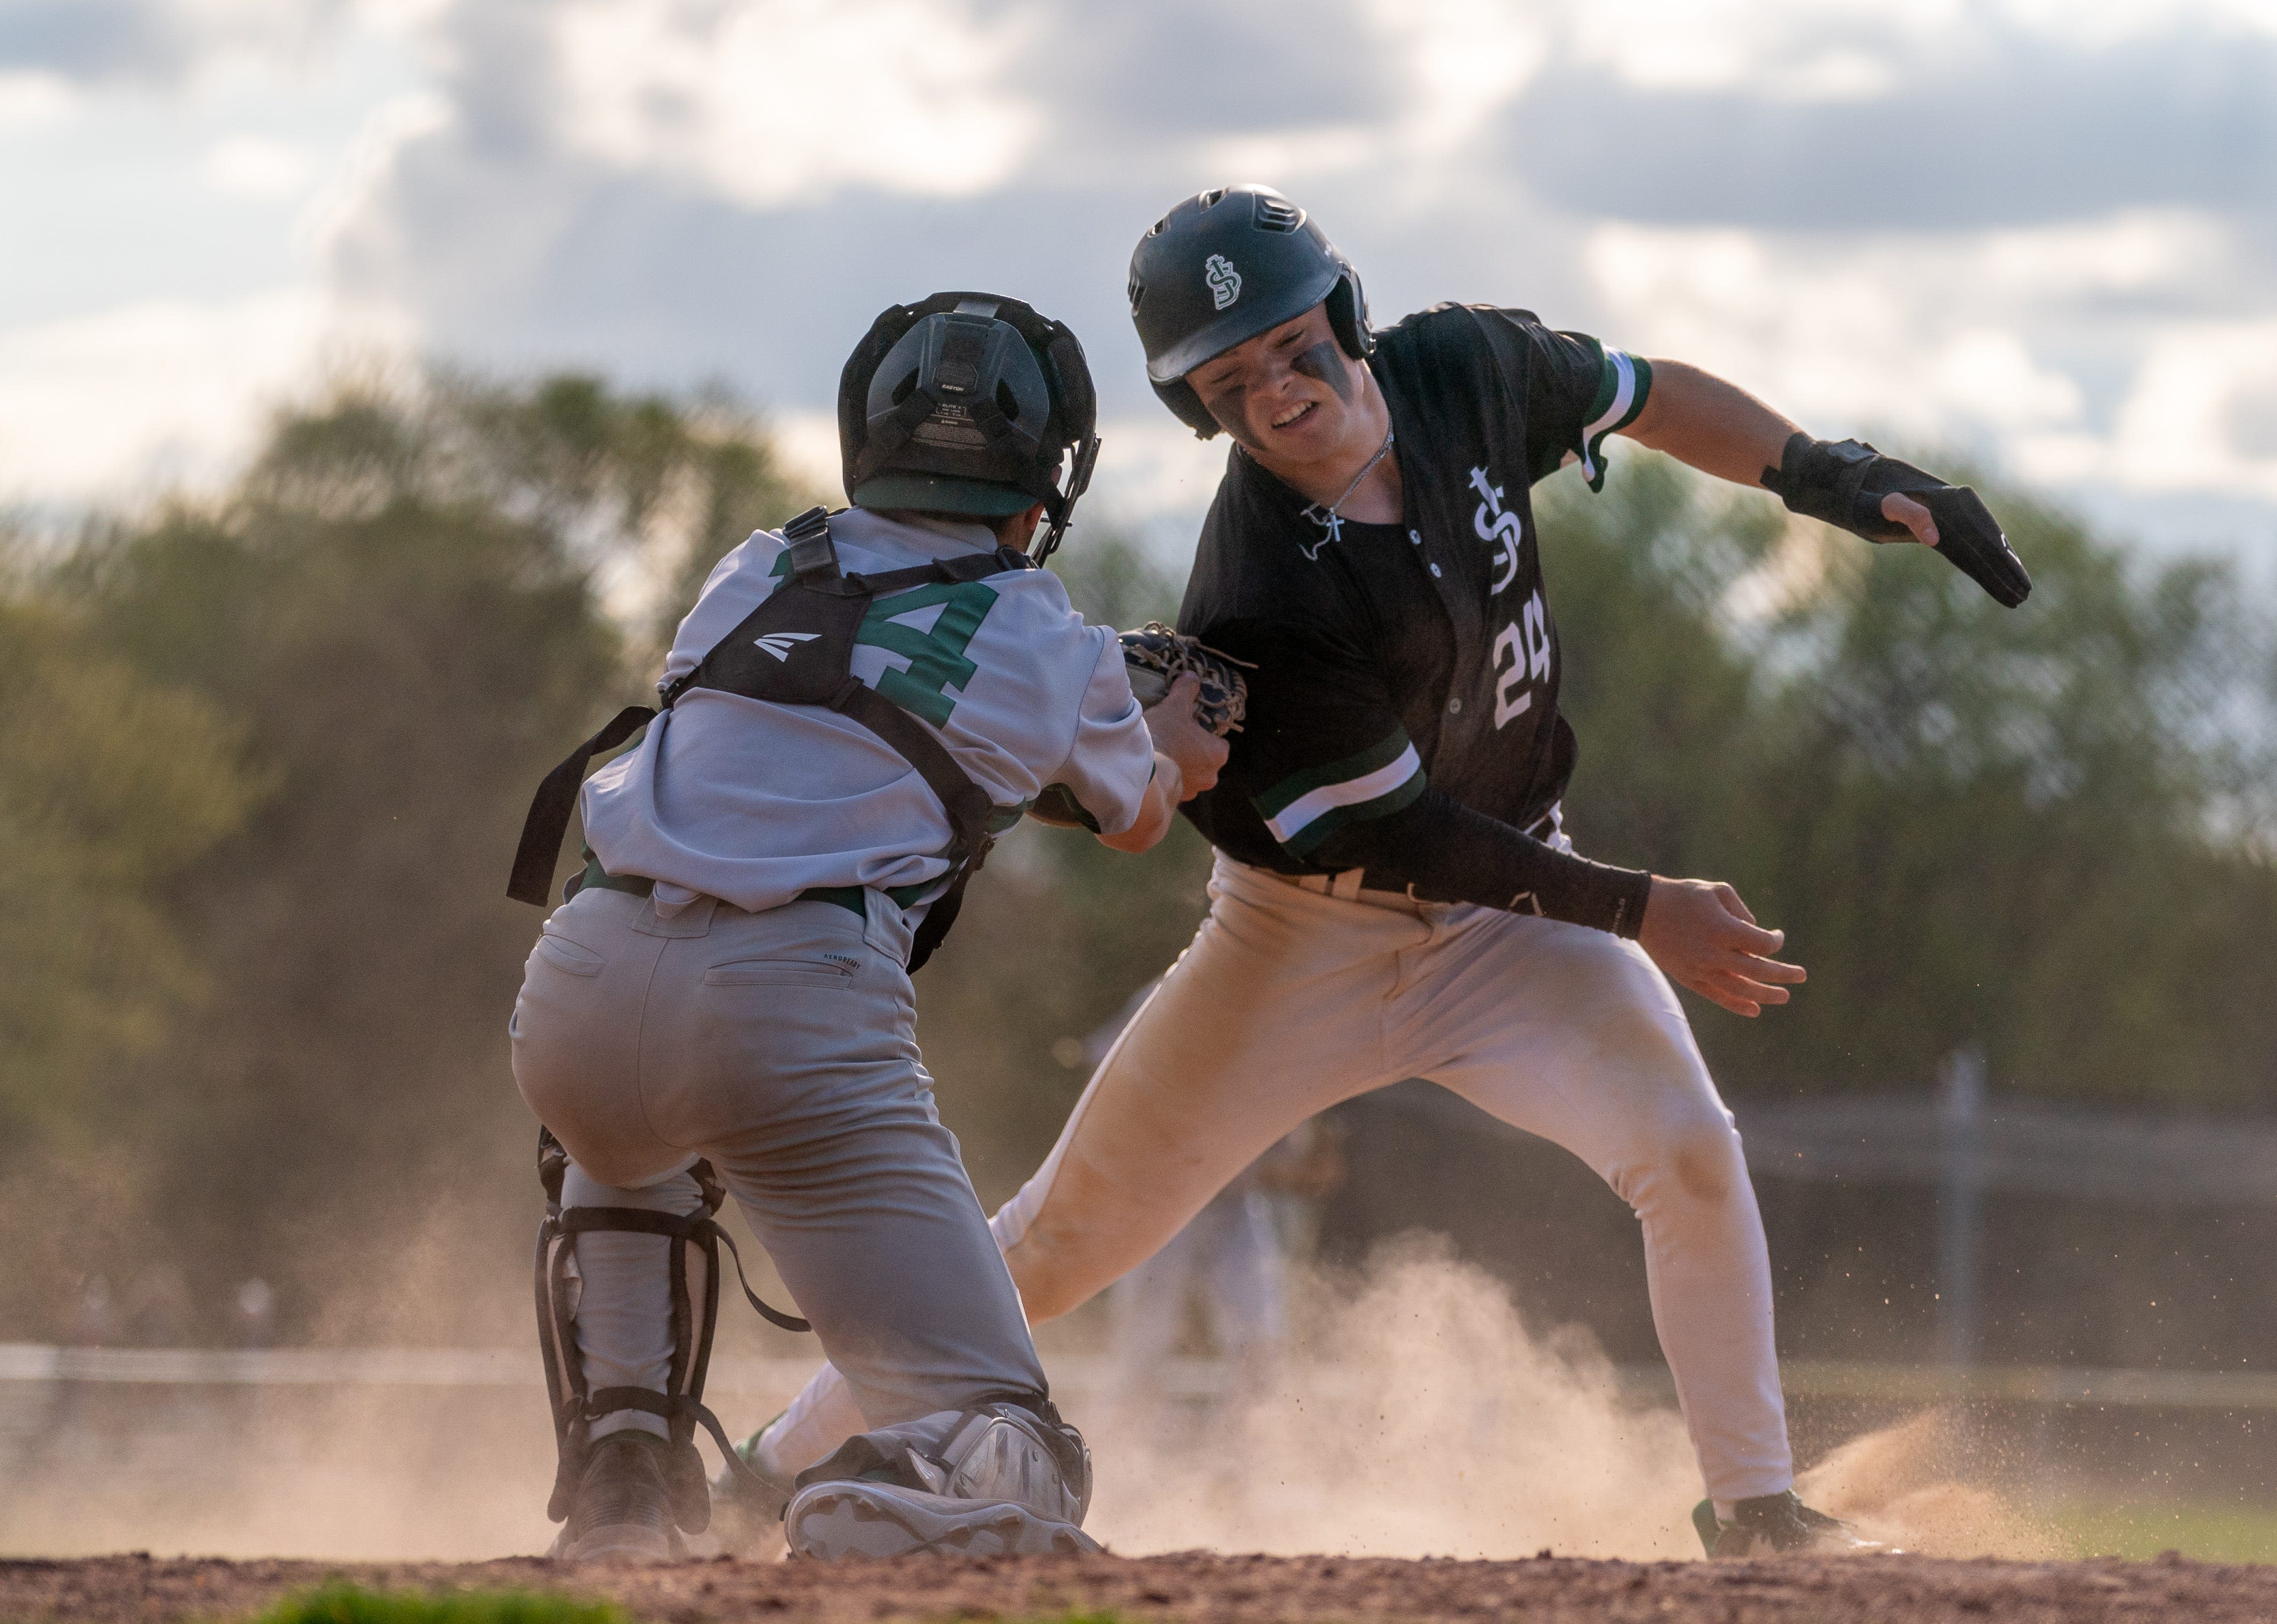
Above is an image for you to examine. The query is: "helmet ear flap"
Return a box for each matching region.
[839,303,918,498]
[1040,325,1097,450]
[1327,269,1373,361]
[1153,377,1221,440]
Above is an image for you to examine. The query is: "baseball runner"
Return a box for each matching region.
[504,290,1227,1561]
[731,186,2032,1558]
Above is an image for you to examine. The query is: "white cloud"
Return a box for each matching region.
[1582,217,2186,441]
[550,0,1042,208]
[204,133,317,196]
[1368,0,1550,158]
[0,70,74,125]
[2110,320,2277,501]
[1565,0,1946,97]
[0,289,406,505]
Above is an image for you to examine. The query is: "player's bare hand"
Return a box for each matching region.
[1144,673,1228,799]
[1638,877,1807,1018]
[1882,491,1939,546]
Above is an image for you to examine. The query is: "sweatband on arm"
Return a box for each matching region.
[1310,787,1653,938]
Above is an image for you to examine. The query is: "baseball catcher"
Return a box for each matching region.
[733,186,2027,1559]
[505,290,1226,1560]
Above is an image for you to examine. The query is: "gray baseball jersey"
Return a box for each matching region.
[580,507,1155,914]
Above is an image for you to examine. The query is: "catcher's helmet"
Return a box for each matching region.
[839,292,1101,561]
[1127,184,1372,439]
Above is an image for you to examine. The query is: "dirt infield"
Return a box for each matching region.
[5,1550,2274,1624]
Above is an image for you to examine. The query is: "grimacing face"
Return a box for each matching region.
[1186,303,1368,459]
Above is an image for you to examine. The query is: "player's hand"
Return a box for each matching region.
[1144,673,1228,800]
[1637,877,1806,1018]
[1882,492,1937,544]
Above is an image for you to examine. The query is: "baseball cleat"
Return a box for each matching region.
[550,1431,684,1563]
[785,1479,1102,1560]
[1693,1490,1887,1558]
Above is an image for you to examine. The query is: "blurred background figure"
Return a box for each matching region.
[1107,1120,1347,1410]
[233,1280,277,1350]
[1089,983,1348,1414]
[119,1266,193,1348]
[68,1277,114,1350]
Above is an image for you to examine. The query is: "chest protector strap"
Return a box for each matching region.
[507,506,1030,973]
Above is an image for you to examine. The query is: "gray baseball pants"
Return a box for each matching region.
[509,885,1048,1443]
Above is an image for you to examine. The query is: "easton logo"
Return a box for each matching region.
[753,631,821,662]
[1204,254,1242,311]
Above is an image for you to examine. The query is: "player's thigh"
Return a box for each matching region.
[510,889,680,1187]
[996,886,1406,1317]
[1420,918,1741,1206]
[643,903,1044,1422]
[707,1051,1044,1426]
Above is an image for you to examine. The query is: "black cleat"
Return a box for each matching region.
[551,1431,684,1563]
[1693,1490,1887,1557]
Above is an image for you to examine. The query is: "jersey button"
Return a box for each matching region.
[1409,530,1423,546]
[1429,563,1442,578]
[1447,696,1463,714]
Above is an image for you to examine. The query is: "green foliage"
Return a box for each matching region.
[0,593,258,1142]
[16,370,829,1343]
[251,1582,625,1624]
[8,365,2269,1348]
[1543,451,2277,1104]
[1048,521,1186,630]
[2047,1497,2277,1563]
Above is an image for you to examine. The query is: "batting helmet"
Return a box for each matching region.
[839,292,1101,562]
[1127,184,1373,439]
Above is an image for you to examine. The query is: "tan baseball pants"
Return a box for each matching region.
[756,852,1794,1503]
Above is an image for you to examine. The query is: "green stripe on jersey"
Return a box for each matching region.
[1578,349,1653,493]
[1254,730,1426,854]
[1278,768,1427,858]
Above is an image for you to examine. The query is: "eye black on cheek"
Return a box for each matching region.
[1203,382,1269,449]
[1204,381,1248,427]
[1292,340,1354,406]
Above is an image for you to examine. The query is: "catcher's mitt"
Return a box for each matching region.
[1116,622,1251,736]
[1028,624,1251,830]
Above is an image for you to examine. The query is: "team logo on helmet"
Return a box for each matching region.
[1204,254,1242,311]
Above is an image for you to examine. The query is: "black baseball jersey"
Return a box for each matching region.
[1177,303,1651,874]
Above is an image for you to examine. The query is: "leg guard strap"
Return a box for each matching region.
[534,1129,809,1532]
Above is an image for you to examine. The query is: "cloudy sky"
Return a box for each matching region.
[4,0,2275,568]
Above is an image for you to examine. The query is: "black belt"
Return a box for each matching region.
[566,852,921,921]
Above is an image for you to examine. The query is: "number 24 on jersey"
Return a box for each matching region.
[1490,590,1551,730]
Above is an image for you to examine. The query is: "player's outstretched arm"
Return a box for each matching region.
[1620,360,2030,607]
[1097,674,1226,854]
[1636,876,1808,1019]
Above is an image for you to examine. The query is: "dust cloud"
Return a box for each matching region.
[1078,1239,1704,1558]
[1797,1410,2063,1559]
[0,1236,2053,1563]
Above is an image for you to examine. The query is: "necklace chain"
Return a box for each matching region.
[1303,423,1396,532]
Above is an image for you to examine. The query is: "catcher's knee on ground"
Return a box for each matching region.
[784,1399,1100,1559]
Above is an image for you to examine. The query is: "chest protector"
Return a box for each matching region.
[508,506,1031,972]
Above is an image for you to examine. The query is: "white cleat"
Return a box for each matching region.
[785,1479,1102,1560]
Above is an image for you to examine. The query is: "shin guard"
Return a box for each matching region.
[534,1128,809,1534]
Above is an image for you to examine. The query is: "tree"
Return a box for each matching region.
[1540,452,2277,1105]
[38,372,824,1342]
